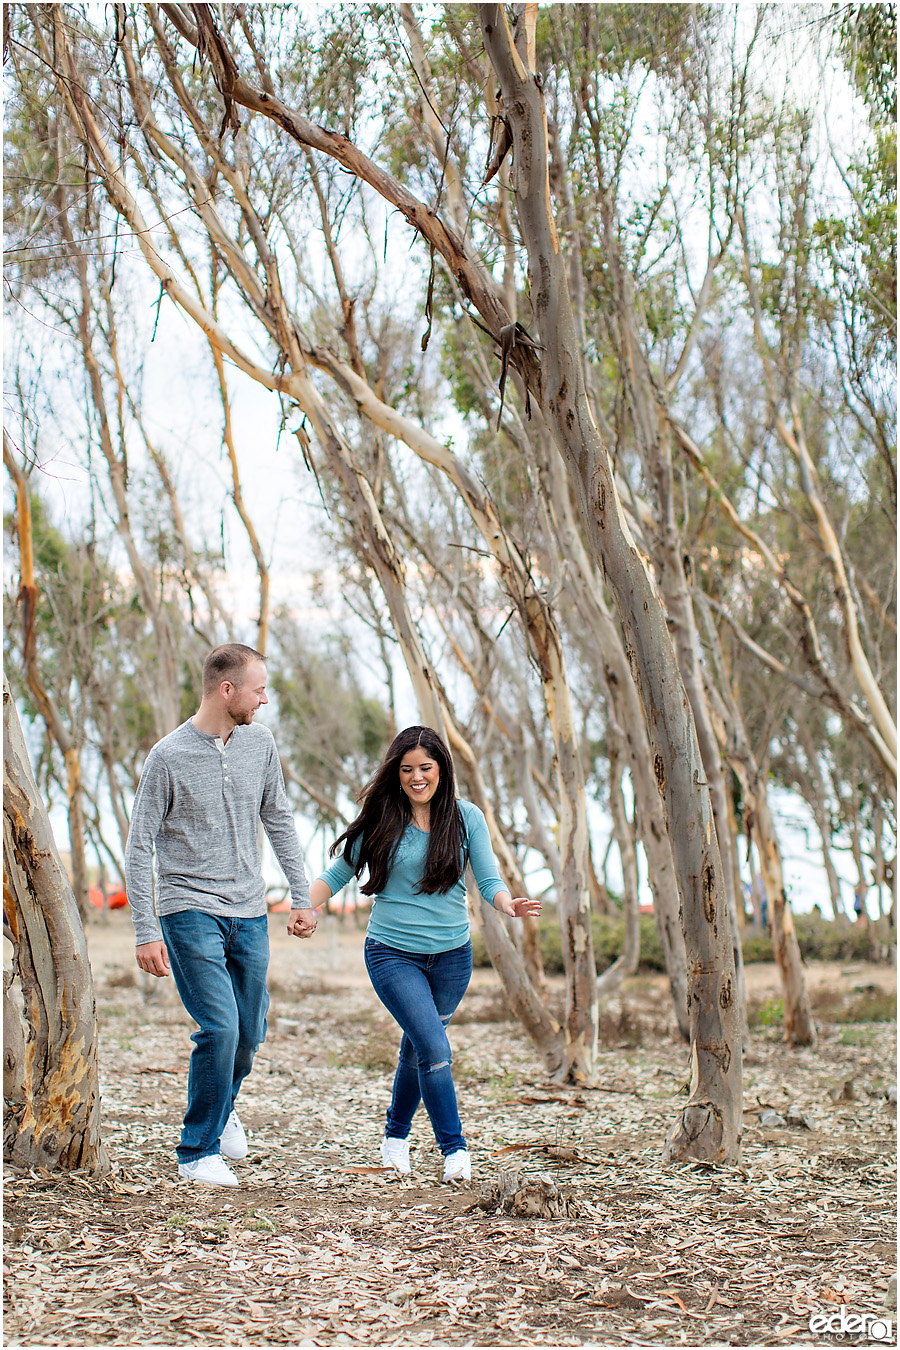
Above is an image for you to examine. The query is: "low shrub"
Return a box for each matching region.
[742,913,880,964]
[747,996,784,1029]
[740,932,775,963]
[838,988,896,1023]
[790,913,881,962]
[471,907,888,973]
[471,912,665,974]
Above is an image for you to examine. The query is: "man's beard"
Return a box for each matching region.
[230,708,255,726]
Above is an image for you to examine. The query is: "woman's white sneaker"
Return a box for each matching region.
[442,1148,471,1182]
[380,1136,411,1174]
[220,1109,248,1160]
[177,1154,239,1187]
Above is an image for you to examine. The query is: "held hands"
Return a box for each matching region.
[286,908,318,939]
[494,894,542,919]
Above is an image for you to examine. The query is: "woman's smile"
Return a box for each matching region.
[399,748,440,812]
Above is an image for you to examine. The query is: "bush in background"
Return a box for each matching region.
[471,908,887,973]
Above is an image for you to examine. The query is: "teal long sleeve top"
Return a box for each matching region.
[318,799,505,953]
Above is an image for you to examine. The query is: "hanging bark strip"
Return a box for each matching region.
[3,677,108,1174]
[477,3,742,1162]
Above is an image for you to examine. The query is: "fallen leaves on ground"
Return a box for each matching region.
[3,916,896,1347]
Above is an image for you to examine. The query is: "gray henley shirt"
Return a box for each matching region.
[124,719,311,946]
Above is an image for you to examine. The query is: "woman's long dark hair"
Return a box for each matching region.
[331,726,465,896]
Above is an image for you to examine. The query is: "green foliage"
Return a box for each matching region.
[749,997,784,1029]
[471,912,665,974]
[811,4,898,355]
[838,3,897,125]
[840,987,896,1023]
[838,1025,879,1045]
[784,914,882,963]
[471,909,883,973]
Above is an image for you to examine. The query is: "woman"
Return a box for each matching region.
[288,726,540,1182]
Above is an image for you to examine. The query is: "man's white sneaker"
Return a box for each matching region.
[178,1154,239,1187]
[443,1148,471,1182]
[380,1136,411,1174]
[220,1109,248,1160]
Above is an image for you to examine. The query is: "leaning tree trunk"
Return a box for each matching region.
[750,789,816,1046]
[596,745,641,998]
[3,677,108,1173]
[480,3,742,1162]
[542,442,690,1036]
[697,597,816,1047]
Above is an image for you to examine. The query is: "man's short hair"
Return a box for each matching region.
[202,643,266,696]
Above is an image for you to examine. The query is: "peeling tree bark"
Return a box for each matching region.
[478,3,742,1162]
[3,677,108,1174]
[540,425,691,1035]
[596,746,641,999]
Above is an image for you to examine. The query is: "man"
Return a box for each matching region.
[125,643,317,1187]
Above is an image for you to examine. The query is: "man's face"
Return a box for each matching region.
[222,659,268,726]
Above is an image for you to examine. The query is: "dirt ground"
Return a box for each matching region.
[3,910,896,1349]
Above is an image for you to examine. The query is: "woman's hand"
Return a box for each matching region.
[287,908,318,938]
[494,893,542,918]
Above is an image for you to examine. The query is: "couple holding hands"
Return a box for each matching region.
[125,643,540,1187]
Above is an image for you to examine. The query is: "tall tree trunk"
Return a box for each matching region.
[596,747,641,998]
[479,5,741,1161]
[698,602,815,1045]
[749,789,816,1046]
[541,440,690,1033]
[609,273,751,1038]
[3,677,108,1174]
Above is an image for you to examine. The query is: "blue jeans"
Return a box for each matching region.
[160,910,269,1164]
[364,938,472,1155]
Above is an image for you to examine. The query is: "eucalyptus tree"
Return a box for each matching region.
[3,676,107,1173]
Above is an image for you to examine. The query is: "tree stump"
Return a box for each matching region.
[471,1168,579,1218]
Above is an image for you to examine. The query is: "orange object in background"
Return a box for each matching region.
[88,887,128,910]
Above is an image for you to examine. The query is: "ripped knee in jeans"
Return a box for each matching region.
[425,1015,454,1072]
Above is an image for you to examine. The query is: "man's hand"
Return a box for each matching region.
[136,940,170,977]
[287,908,318,939]
[494,895,542,919]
